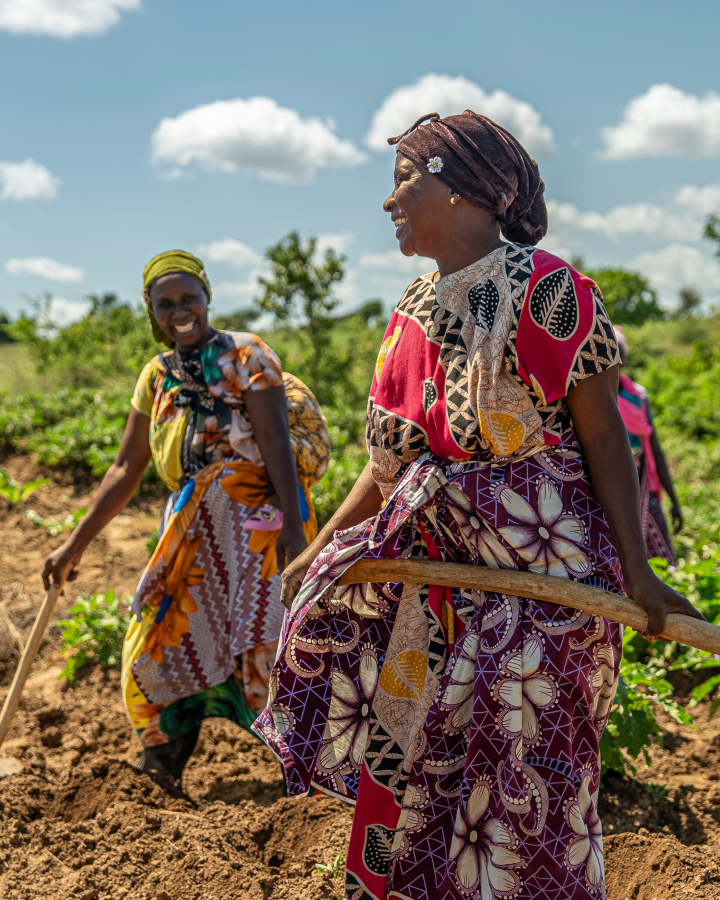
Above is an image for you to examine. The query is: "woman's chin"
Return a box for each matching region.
[172,322,202,346]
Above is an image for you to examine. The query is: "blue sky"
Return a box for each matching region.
[1,0,720,324]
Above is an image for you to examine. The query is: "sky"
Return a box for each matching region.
[1,0,720,325]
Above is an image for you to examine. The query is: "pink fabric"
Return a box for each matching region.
[618,373,662,496]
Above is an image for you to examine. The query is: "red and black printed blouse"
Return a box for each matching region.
[367,243,620,497]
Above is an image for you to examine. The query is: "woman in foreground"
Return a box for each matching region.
[254,113,702,899]
[43,250,329,780]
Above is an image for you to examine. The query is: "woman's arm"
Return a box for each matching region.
[650,429,683,533]
[566,365,702,636]
[42,408,152,589]
[243,385,310,574]
[280,460,384,608]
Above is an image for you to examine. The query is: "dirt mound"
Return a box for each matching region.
[0,454,164,685]
[0,668,352,900]
[3,456,720,898]
[605,832,720,899]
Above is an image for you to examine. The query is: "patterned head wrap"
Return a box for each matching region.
[388,110,548,246]
[143,250,212,347]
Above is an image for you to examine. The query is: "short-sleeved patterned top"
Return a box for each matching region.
[132,330,330,492]
[367,243,620,497]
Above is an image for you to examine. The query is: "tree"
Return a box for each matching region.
[705,213,720,258]
[337,299,385,327]
[9,291,162,387]
[256,231,350,405]
[0,311,14,344]
[584,268,665,326]
[210,308,261,332]
[672,286,702,319]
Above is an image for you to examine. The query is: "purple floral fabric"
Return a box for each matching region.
[254,437,623,900]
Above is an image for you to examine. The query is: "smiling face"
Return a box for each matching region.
[148,272,212,350]
[383,153,454,259]
[383,153,503,274]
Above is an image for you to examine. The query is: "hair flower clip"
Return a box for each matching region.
[427,157,443,174]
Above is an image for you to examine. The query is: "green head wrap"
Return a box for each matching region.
[142,250,212,347]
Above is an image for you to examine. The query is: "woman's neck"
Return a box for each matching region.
[174,326,216,354]
[434,234,506,279]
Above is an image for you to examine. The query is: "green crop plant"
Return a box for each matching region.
[600,627,693,779]
[24,507,87,537]
[56,589,131,681]
[0,469,50,506]
[314,854,344,878]
[145,528,160,554]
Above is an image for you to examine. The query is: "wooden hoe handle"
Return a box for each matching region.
[338,559,720,655]
[0,572,69,749]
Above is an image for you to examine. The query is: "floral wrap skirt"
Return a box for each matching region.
[254,436,624,900]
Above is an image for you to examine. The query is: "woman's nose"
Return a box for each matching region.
[383,193,395,212]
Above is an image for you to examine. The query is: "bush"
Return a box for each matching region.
[601,628,693,778]
[9,292,163,388]
[56,589,131,681]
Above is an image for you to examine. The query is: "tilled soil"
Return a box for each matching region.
[1,459,720,898]
[0,666,352,900]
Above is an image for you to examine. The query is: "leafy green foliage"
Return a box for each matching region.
[0,310,14,344]
[0,469,50,506]
[585,268,665,326]
[314,854,344,878]
[0,388,159,481]
[672,287,703,320]
[55,589,131,681]
[210,308,261,332]
[145,527,160,554]
[705,213,720,257]
[8,291,163,388]
[601,628,693,778]
[24,507,87,536]
[257,231,351,406]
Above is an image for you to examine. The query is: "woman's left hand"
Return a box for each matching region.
[671,499,684,534]
[275,523,308,576]
[626,566,706,638]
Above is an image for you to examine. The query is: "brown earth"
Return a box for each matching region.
[1,456,719,899]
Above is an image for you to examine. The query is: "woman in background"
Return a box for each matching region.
[614,325,682,564]
[43,250,329,781]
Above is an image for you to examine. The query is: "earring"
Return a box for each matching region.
[450,196,458,205]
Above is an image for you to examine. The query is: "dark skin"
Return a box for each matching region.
[618,351,683,533]
[651,430,683,533]
[43,271,307,590]
[281,153,704,640]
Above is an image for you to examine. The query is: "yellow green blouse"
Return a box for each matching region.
[131,331,328,492]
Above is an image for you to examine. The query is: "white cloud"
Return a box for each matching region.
[212,279,258,300]
[315,232,354,255]
[546,198,694,242]
[151,96,367,183]
[360,249,435,275]
[536,232,572,262]
[196,238,261,270]
[0,0,140,38]
[675,184,720,216]
[601,84,720,160]
[0,158,60,200]
[544,183,720,247]
[630,244,720,307]
[5,256,84,282]
[48,296,89,325]
[366,74,555,157]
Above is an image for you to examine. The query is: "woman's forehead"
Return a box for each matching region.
[151,271,202,297]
